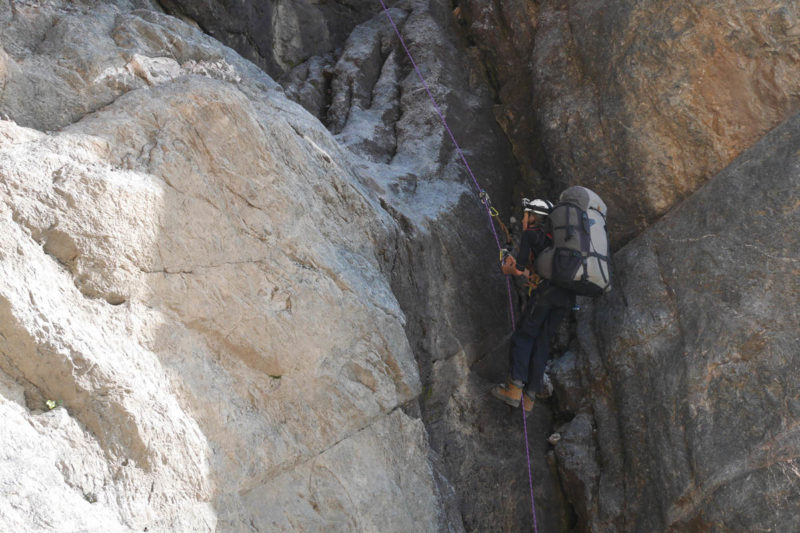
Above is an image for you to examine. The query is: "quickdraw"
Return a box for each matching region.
[481,190,513,245]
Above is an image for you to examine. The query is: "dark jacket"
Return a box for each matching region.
[514,223,551,272]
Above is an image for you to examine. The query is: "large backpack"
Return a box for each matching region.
[535,186,611,296]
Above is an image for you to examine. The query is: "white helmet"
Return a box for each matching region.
[522,198,553,216]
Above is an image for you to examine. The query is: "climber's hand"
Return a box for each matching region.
[501,254,517,275]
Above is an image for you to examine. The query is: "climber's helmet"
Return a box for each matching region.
[522,198,553,216]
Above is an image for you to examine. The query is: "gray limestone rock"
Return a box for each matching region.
[11,0,800,531]
[567,111,800,531]
[0,1,455,530]
[0,1,548,531]
[0,2,280,132]
[549,351,583,415]
[554,412,599,530]
[156,0,381,78]
[276,3,559,529]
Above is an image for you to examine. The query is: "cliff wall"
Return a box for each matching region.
[2,1,799,532]
[0,1,489,530]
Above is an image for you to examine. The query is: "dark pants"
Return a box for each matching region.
[509,284,573,393]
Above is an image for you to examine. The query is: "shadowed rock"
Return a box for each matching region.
[456,0,800,246]
[156,0,381,78]
[563,111,800,532]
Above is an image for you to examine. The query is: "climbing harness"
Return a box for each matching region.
[526,272,543,296]
[377,3,538,531]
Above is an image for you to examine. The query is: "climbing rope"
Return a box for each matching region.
[377,2,537,531]
[376,2,516,327]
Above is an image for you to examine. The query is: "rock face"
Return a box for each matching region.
[456,0,800,245]
[0,1,472,530]
[5,0,799,531]
[456,1,800,529]
[556,112,800,531]
[156,0,381,78]
[0,0,561,531]
[156,1,573,530]
[452,0,545,200]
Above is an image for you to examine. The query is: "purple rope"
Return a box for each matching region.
[378,1,536,529]
[521,392,539,533]
[377,0,515,327]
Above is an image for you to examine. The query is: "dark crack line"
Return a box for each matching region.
[141,259,268,275]
[237,404,406,497]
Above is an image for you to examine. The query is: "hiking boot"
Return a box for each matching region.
[491,379,524,408]
[522,391,535,413]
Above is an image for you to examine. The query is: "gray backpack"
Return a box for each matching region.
[535,186,611,296]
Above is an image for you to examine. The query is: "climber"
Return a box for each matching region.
[492,198,575,414]
[499,198,553,279]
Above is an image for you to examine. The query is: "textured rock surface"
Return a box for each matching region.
[0,1,466,530]
[561,112,800,531]
[7,0,799,531]
[301,3,569,529]
[0,0,562,531]
[452,0,545,199]
[156,0,381,78]
[181,0,572,529]
[456,0,800,245]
